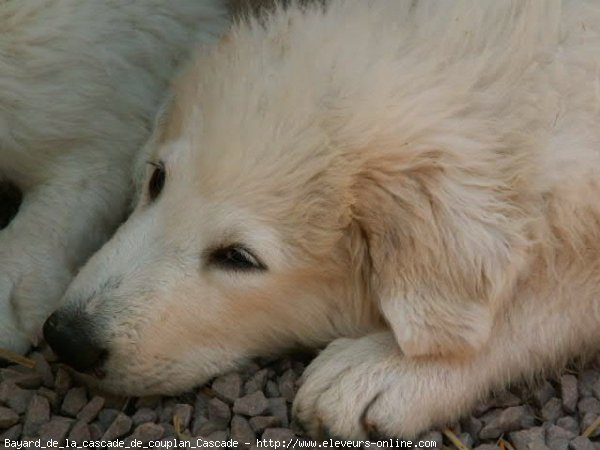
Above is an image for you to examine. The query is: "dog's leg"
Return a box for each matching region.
[294,289,600,439]
[0,164,130,353]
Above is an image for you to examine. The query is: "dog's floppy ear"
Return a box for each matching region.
[351,147,526,358]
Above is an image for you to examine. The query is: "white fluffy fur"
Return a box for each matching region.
[0,0,230,352]
[45,0,600,439]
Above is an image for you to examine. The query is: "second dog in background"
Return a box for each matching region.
[0,0,231,353]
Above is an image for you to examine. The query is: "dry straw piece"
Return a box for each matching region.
[0,347,36,368]
[498,438,516,450]
[442,427,469,450]
[582,415,600,438]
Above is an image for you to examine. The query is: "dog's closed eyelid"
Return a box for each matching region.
[205,244,267,272]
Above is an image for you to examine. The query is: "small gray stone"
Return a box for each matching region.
[473,398,495,417]
[244,369,269,395]
[76,395,105,423]
[208,397,231,427]
[69,420,91,443]
[132,408,158,426]
[91,419,106,433]
[61,387,88,417]
[38,416,73,442]
[89,422,104,440]
[546,425,575,450]
[556,416,579,435]
[0,369,42,389]
[231,415,255,447]
[212,373,243,403]
[98,408,120,429]
[54,368,71,397]
[0,424,22,441]
[529,443,551,450]
[461,416,483,438]
[542,398,565,423]
[569,437,596,450]
[37,387,59,410]
[192,415,211,435]
[233,391,269,416]
[0,381,34,414]
[173,403,194,430]
[159,399,175,423]
[509,426,545,450]
[23,394,50,437]
[581,412,600,438]
[534,381,558,408]
[208,430,230,440]
[0,368,21,380]
[479,406,535,439]
[130,423,164,443]
[191,392,210,434]
[277,370,296,403]
[479,408,501,425]
[29,352,54,388]
[490,391,522,408]
[262,428,296,442]
[265,381,280,398]
[196,420,227,436]
[561,375,579,414]
[0,406,19,429]
[194,392,210,418]
[102,412,132,440]
[593,377,600,400]
[249,416,281,433]
[473,446,500,450]
[241,362,261,377]
[579,371,599,397]
[267,398,289,427]
[578,397,600,416]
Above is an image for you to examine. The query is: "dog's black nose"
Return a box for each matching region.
[43,311,107,374]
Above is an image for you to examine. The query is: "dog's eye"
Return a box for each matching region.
[208,245,266,271]
[147,161,165,202]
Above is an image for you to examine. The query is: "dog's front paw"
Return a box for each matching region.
[293,334,405,439]
[293,332,477,440]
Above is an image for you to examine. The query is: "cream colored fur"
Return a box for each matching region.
[53,0,600,439]
[0,0,230,352]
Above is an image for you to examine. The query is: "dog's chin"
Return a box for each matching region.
[65,347,247,397]
[64,367,149,397]
[71,367,211,398]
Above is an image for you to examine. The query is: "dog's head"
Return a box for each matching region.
[44,4,527,395]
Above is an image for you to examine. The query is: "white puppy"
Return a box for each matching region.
[44,0,600,439]
[0,0,230,353]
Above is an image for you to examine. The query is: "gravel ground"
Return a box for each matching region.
[1,344,599,450]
